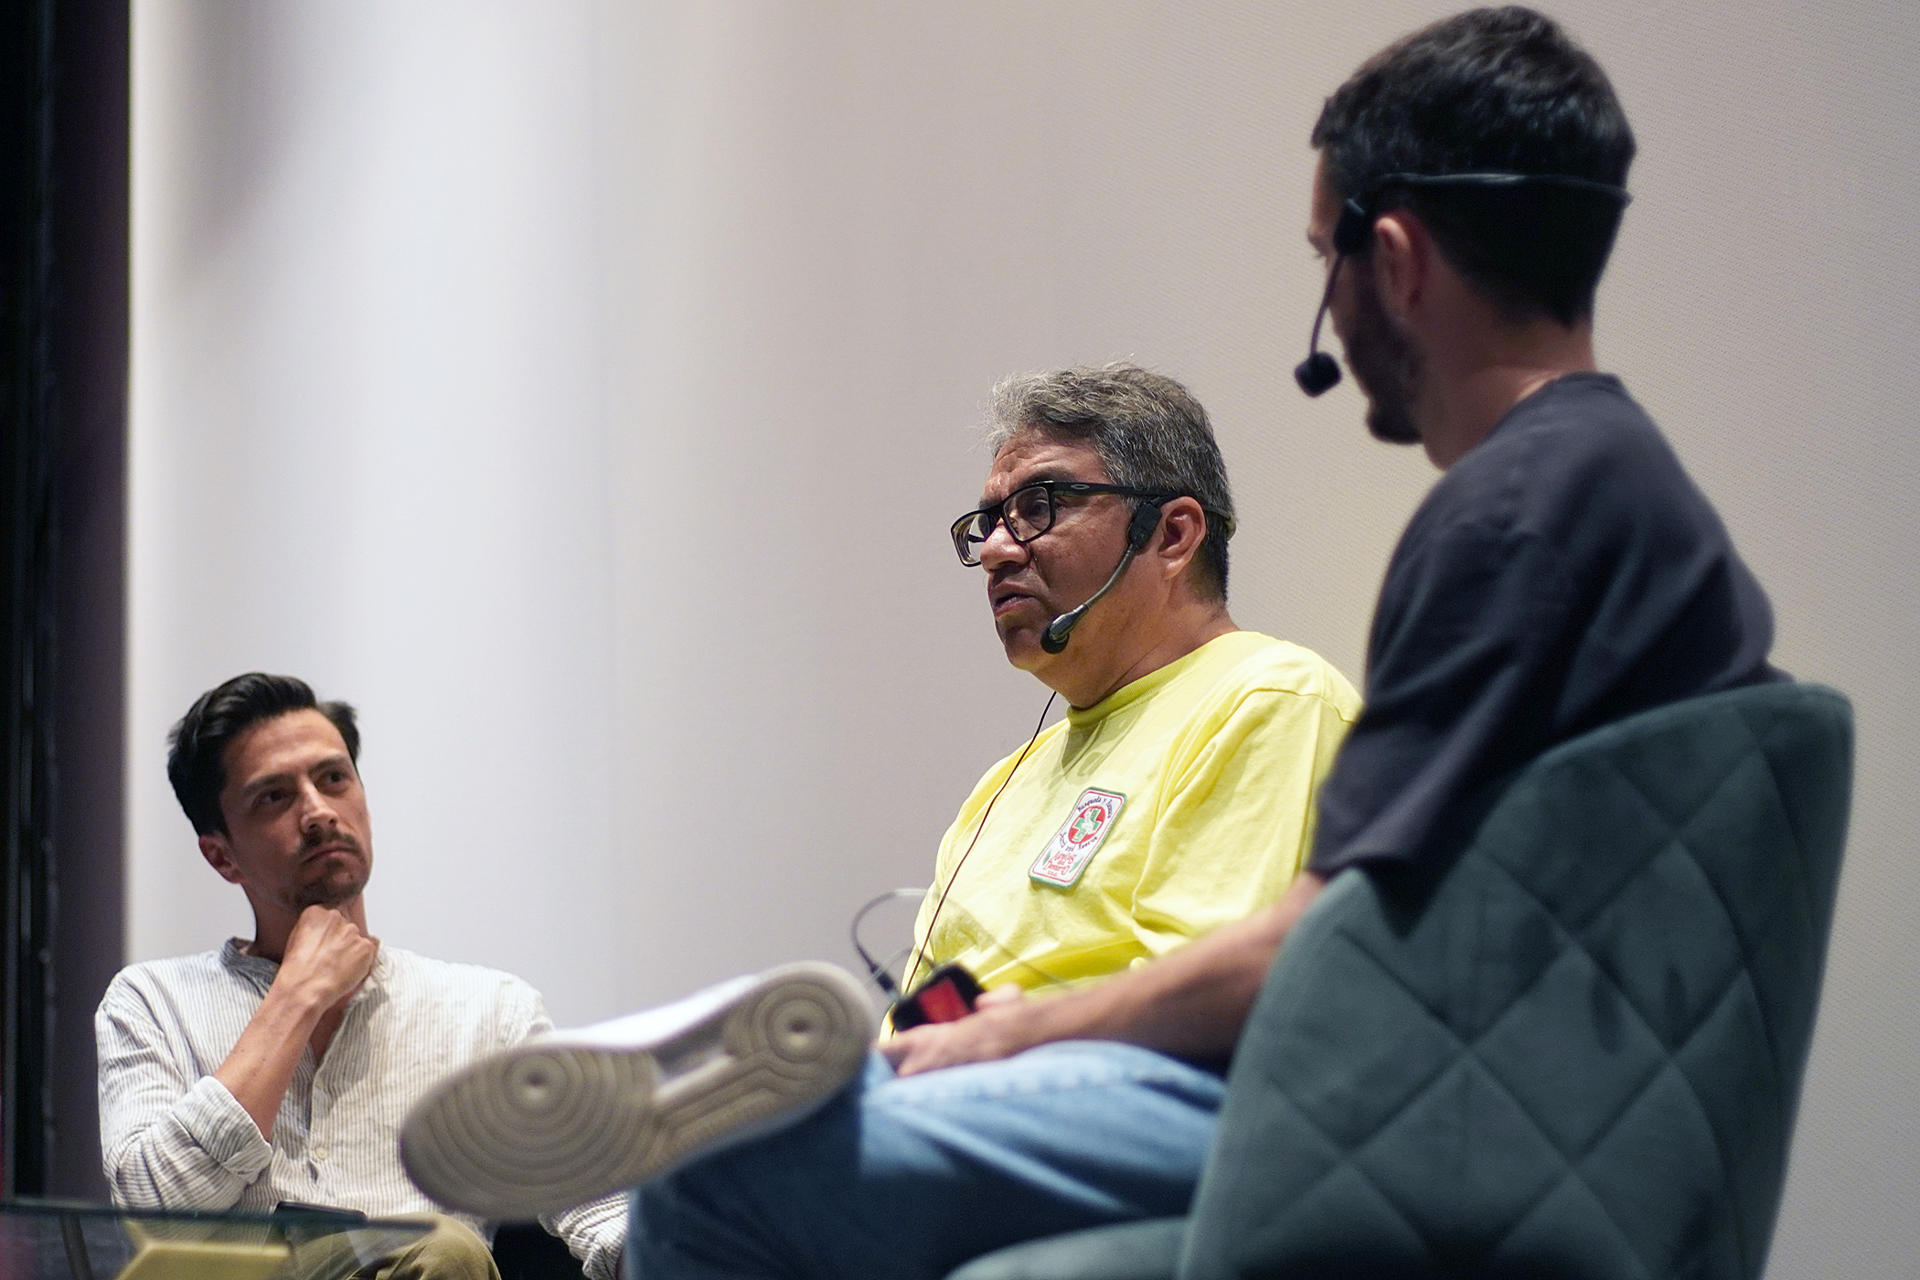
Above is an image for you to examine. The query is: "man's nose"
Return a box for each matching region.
[297,783,339,832]
[976,520,1028,572]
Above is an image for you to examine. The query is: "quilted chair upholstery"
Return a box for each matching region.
[949,682,1853,1280]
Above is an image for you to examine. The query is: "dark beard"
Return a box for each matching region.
[293,873,365,911]
[1345,261,1423,446]
[293,831,368,908]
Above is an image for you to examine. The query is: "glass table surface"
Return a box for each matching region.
[0,1198,433,1280]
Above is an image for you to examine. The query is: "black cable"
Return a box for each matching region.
[849,888,926,997]
[899,691,1058,999]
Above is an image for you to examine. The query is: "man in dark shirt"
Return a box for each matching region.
[1292,4,1778,885]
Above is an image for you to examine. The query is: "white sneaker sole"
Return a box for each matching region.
[399,962,874,1218]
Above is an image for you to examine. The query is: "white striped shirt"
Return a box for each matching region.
[96,940,624,1280]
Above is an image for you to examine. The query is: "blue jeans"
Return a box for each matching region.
[627,1042,1226,1280]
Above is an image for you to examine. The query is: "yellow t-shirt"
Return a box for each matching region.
[907,630,1361,995]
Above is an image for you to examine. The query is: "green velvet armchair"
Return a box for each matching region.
[949,682,1853,1280]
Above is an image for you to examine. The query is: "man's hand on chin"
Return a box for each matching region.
[881,985,1033,1077]
[279,904,378,1010]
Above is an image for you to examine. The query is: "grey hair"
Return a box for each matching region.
[986,363,1236,600]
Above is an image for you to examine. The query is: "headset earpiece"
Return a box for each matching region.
[1126,501,1162,550]
[1333,196,1375,257]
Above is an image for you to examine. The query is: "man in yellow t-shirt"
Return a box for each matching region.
[862,364,1358,1088]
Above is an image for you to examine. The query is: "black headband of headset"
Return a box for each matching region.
[1332,170,1632,256]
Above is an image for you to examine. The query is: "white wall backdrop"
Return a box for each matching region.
[127,2,1918,1274]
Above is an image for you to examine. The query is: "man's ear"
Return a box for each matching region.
[199,832,243,884]
[1150,496,1208,583]
[1369,208,1432,323]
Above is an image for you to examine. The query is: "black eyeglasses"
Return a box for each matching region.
[949,481,1174,567]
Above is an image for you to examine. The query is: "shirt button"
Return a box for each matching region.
[313,1146,329,1162]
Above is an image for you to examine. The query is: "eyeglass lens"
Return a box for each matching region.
[953,484,1058,565]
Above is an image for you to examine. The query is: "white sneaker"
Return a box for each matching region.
[399,961,875,1218]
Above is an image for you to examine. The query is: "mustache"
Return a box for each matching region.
[989,566,1044,596]
[300,829,363,857]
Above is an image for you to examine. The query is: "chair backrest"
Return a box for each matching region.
[1180,682,1853,1280]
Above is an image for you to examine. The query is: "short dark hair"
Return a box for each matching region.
[167,673,360,836]
[1312,6,1636,325]
[986,363,1236,601]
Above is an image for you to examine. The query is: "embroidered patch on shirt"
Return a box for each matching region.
[1029,788,1127,888]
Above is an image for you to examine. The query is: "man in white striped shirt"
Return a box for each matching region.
[96,672,626,1280]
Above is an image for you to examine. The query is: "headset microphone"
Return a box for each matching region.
[1294,256,1347,397]
[1294,191,1375,397]
[1040,501,1163,655]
